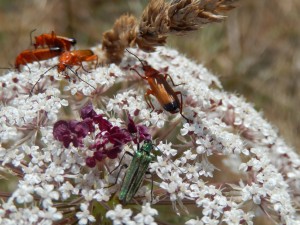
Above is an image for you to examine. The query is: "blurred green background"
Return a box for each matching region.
[0,1,299,224]
[0,0,299,150]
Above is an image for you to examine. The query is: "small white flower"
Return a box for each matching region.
[0,147,24,166]
[76,203,96,225]
[150,155,173,177]
[81,189,96,201]
[185,218,204,225]
[201,216,220,225]
[180,122,194,136]
[223,208,254,225]
[12,182,34,204]
[133,203,158,225]
[38,206,62,221]
[183,149,197,160]
[35,184,59,208]
[1,201,17,212]
[201,196,227,218]
[93,187,111,202]
[59,181,74,200]
[106,204,134,225]
[198,157,217,177]
[44,163,65,183]
[241,183,267,205]
[156,142,177,156]
[22,207,41,224]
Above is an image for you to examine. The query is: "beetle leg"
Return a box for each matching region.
[105,164,128,189]
[86,54,99,70]
[80,54,98,72]
[105,150,135,189]
[145,170,154,203]
[79,61,90,73]
[25,64,32,73]
[145,89,155,112]
[175,91,191,122]
[130,68,147,80]
[92,55,99,69]
[20,56,32,73]
[164,74,185,87]
[109,151,134,174]
[29,51,42,70]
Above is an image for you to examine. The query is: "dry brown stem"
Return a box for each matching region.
[102,0,238,62]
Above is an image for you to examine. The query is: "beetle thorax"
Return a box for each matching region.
[143,66,159,77]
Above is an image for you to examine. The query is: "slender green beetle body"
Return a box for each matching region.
[119,140,154,204]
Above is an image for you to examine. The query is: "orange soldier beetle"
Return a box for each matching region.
[126,49,191,122]
[57,49,98,73]
[30,49,98,94]
[15,47,62,72]
[9,30,75,72]
[32,30,76,51]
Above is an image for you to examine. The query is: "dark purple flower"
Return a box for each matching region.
[93,115,112,131]
[90,142,106,151]
[126,115,151,143]
[105,144,122,159]
[136,125,151,142]
[53,104,152,168]
[86,157,96,168]
[70,121,89,138]
[53,120,70,141]
[127,116,137,134]
[94,151,106,161]
[53,120,78,148]
[89,131,110,151]
[104,126,131,145]
[80,102,97,119]
[82,118,95,133]
[53,120,91,148]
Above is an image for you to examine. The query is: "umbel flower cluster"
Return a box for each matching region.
[0,46,299,225]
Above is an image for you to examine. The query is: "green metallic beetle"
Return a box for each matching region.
[119,140,155,204]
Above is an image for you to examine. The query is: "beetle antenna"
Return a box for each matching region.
[30,28,37,46]
[30,65,57,96]
[126,49,146,67]
[0,66,13,70]
[67,66,96,90]
[0,62,14,71]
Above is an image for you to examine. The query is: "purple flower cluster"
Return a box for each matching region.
[53,102,151,168]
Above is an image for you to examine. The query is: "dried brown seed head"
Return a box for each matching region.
[102,14,138,63]
[136,0,170,51]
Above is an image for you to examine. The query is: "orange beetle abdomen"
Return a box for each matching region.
[148,75,180,113]
[15,47,62,71]
[34,31,76,51]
